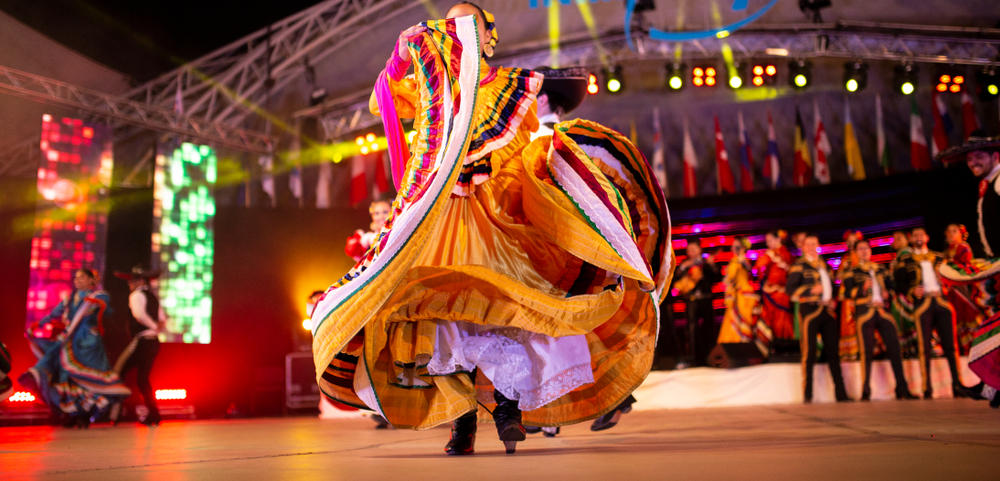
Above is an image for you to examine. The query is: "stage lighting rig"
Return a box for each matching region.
[728,61,748,89]
[935,67,966,93]
[843,61,868,93]
[587,74,599,95]
[977,68,999,101]
[665,63,685,91]
[693,65,718,88]
[605,66,624,94]
[894,64,918,95]
[789,60,811,89]
[751,63,778,87]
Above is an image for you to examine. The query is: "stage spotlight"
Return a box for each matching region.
[936,69,966,93]
[605,66,624,94]
[355,136,365,146]
[693,65,718,87]
[666,63,685,90]
[587,74,599,95]
[978,68,999,101]
[789,60,811,89]
[894,64,918,95]
[751,63,778,87]
[727,61,747,90]
[843,61,868,93]
[302,319,312,330]
[366,133,376,143]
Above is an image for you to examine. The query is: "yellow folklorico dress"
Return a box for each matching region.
[309,17,672,430]
[717,256,771,353]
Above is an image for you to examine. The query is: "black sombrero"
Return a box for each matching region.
[533,66,590,115]
[114,266,161,281]
[936,129,1000,163]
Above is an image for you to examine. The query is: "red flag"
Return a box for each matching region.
[372,152,390,199]
[962,92,981,140]
[910,98,932,171]
[682,118,698,198]
[737,110,754,192]
[349,155,367,205]
[793,107,812,186]
[714,116,736,194]
[930,91,950,159]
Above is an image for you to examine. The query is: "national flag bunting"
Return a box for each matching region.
[813,99,832,184]
[961,92,981,140]
[765,108,781,188]
[682,117,698,198]
[910,98,932,171]
[931,91,951,158]
[651,107,668,197]
[349,155,368,205]
[737,110,754,192]
[714,115,736,194]
[876,94,891,174]
[844,98,865,181]
[793,106,812,186]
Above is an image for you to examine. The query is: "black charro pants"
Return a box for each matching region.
[800,303,847,401]
[856,306,910,397]
[686,298,716,367]
[119,338,160,417]
[915,298,961,395]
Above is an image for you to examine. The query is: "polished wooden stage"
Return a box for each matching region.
[1,399,998,480]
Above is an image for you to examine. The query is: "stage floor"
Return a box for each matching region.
[2,400,998,480]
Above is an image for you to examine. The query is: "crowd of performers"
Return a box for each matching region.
[667,131,1000,407]
[309,2,1000,456]
[13,267,166,428]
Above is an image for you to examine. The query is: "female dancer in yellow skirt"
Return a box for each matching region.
[718,237,771,354]
[308,3,671,455]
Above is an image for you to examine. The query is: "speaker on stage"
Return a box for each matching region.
[708,343,766,368]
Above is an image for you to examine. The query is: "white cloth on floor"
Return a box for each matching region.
[426,320,594,411]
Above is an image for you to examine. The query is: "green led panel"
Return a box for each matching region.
[152,143,216,343]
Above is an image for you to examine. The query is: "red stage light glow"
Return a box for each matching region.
[753,65,764,76]
[940,75,951,84]
[693,67,704,77]
[705,67,716,77]
[950,84,961,93]
[705,77,716,86]
[155,389,187,401]
[765,65,776,76]
[8,392,36,402]
[953,76,964,84]
[693,77,704,87]
[753,76,764,86]
[937,83,948,92]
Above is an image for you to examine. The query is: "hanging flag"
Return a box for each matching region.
[813,99,832,184]
[714,115,736,194]
[844,98,866,181]
[651,107,668,197]
[765,108,781,189]
[931,91,951,159]
[910,98,932,171]
[737,110,754,192]
[372,152,391,199]
[316,160,332,209]
[349,155,368,205]
[961,91,981,140]
[682,117,698,198]
[259,155,276,207]
[793,107,812,187]
[876,94,891,175]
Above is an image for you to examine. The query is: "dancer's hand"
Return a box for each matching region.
[397,25,428,63]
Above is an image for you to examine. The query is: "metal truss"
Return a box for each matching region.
[124,0,420,133]
[499,21,1000,70]
[305,21,1000,139]
[0,136,40,178]
[0,65,274,154]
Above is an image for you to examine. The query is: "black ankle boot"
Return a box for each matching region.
[444,410,477,455]
[492,390,525,454]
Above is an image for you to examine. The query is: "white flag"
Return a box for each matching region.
[813,99,832,184]
[316,161,332,208]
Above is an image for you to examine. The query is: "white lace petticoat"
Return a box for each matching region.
[426,321,595,411]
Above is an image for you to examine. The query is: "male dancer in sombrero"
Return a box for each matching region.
[937,130,1000,408]
[309,2,671,455]
[112,266,167,426]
